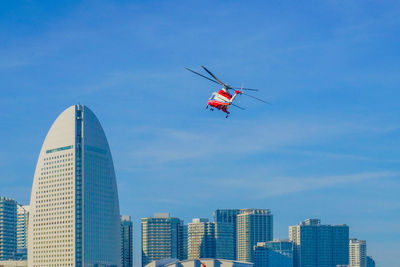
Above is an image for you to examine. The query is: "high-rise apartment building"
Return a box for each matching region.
[0,197,17,261]
[121,215,133,267]
[289,219,349,267]
[214,209,241,259]
[188,219,215,260]
[141,213,185,267]
[188,218,234,260]
[237,209,273,263]
[349,239,366,267]
[28,105,121,267]
[16,205,29,260]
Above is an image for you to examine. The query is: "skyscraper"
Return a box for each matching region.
[16,205,29,260]
[188,219,234,260]
[214,209,241,259]
[0,197,17,261]
[121,215,133,267]
[349,239,366,267]
[28,105,121,267]
[237,209,273,263]
[141,213,185,267]
[289,219,349,267]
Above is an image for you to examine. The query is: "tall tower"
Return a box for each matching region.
[121,215,133,267]
[237,209,273,263]
[0,196,17,261]
[28,105,120,267]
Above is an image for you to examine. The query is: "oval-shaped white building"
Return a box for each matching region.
[28,105,120,267]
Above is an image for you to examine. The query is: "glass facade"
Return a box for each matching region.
[254,242,293,267]
[289,219,349,267]
[16,205,29,260]
[237,209,273,263]
[28,105,120,267]
[187,219,234,261]
[0,197,17,261]
[142,216,182,266]
[121,216,133,267]
[141,214,185,267]
[214,209,241,260]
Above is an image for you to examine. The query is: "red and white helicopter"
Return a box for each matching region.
[185,66,268,118]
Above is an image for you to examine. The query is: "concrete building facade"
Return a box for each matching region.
[188,219,234,260]
[349,239,366,267]
[28,105,121,267]
[237,209,273,263]
[142,213,185,267]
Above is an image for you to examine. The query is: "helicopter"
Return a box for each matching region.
[185,66,268,118]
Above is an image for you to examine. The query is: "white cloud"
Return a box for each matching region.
[127,116,390,164]
[213,171,399,198]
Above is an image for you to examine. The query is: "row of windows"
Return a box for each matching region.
[38,184,73,192]
[33,264,74,267]
[40,168,74,176]
[33,224,73,233]
[42,161,73,169]
[33,219,73,226]
[43,153,73,161]
[36,193,73,201]
[33,237,73,244]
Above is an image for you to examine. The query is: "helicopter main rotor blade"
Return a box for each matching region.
[231,103,246,110]
[201,66,227,87]
[232,87,259,91]
[185,67,220,85]
[243,93,270,104]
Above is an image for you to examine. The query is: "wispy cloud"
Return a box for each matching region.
[126,116,392,165]
[212,171,399,198]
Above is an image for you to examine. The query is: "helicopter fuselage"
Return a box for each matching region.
[207,88,241,114]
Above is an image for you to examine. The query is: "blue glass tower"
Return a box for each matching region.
[0,197,17,261]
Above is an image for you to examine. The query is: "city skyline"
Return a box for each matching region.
[1,1,399,267]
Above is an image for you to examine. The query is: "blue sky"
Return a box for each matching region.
[1,1,399,266]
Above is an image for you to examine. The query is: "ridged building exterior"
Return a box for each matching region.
[237,209,273,263]
[28,105,120,267]
[0,197,17,261]
[289,219,349,267]
[121,215,133,267]
[141,213,186,267]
